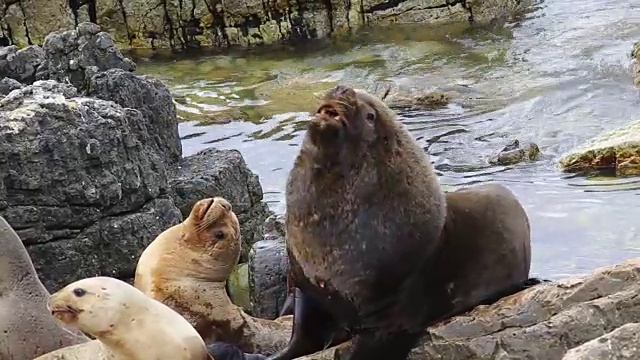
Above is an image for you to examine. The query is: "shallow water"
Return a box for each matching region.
[135,0,640,280]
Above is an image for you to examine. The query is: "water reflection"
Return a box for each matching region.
[141,0,640,280]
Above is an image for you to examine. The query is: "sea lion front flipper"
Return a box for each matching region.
[267,288,337,360]
[340,330,423,360]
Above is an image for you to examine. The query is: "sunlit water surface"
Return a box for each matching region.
[134,0,640,280]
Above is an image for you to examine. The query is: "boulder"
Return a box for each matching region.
[489,139,541,166]
[1,1,527,50]
[0,45,45,84]
[562,323,640,360]
[558,120,640,175]
[241,253,640,360]
[0,24,270,290]
[248,214,289,319]
[0,78,24,95]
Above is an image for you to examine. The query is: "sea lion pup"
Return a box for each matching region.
[36,276,210,360]
[0,216,88,360]
[134,197,292,355]
[268,85,534,360]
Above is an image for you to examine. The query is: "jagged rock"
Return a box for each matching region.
[248,214,289,319]
[169,147,270,262]
[562,323,640,360]
[2,1,527,50]
[295,257,640,360]
[489,139,541,166]
[0,45,45,84]
[558,119,640,175]
[36,22,136,91]
[0,78,24,95]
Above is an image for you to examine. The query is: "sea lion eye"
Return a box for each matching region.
[72,288,87,297]
[214,231,225,240]
[366,112,375,122]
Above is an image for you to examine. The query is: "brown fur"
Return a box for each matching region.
[134,197,292,356]
[271,86,531,360]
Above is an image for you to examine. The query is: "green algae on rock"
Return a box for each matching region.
[1,0,528,51]
[228,262,252,312]
[558,120,640,176]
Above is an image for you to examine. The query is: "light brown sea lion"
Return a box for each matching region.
[35,276,211,360]
[268,85,535,360]
[0,216,88,360]
[134,197,292,356]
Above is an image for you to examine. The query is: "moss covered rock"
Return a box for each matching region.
[558,120,640,175]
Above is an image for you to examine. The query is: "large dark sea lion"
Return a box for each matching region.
[268,85,535,360]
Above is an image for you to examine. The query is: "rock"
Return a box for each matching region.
[369,80,451,110]
[228,263,252,312]
[0,78,24,95]
[0,45,45,84]
[169,147,270,262]
[295,257,640,360]
[1,1,528,50]
[248,214,289,319]
[632,41,640,88]
[36,22,136,91]
[0,80,181,290]
[562,323,640,360]
[489,139,541,166]
[558,120,640,175]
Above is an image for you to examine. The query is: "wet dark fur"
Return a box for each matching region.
[268,86,534,360]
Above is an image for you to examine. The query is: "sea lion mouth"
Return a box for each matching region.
[49,305,83,324]
[309,85,358,137]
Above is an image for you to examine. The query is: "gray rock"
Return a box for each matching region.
[0,78,23,95]
[0,45,45,84]
[562,323,640,360]
[169,148,270,262]
[87,69,182,164]
[248,214,289,319]
[36,22,136,91]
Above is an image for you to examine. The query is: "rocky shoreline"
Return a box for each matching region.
[2,21,640,360]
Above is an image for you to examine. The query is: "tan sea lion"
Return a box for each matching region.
[35,276,210,360]
[134,197,292,356]
[268,85,536,360]
[0,216,88,360]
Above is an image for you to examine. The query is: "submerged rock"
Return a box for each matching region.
[558,120,640,175]
[489,139,541,166]
[0,24,269,290]
[2,1,527,50]
[296,257,640,360]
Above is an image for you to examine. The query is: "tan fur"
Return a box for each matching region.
[134,197,292,355]
[0,217,88,360]
[35,276,209,360]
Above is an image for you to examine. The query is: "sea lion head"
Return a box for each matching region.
[306,85,397,160]
[181,197,241,281]
[47,276,135,337]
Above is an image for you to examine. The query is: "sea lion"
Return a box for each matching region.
[35,276,211,360]
[0,216,88,360]
[134,197,293,356]
[268,85,535,360]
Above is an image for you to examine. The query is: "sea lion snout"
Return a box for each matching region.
[47,291,82,324]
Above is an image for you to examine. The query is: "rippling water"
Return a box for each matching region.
[134,0,640,280]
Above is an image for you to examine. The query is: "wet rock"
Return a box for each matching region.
[36,22,136,91]
[370,80,451,110]
[0,78,24,95]
[489,139,541,166]
[0,45,45,84]
[298,257,640,360]
[228,263,252,312]
[248,214,289,319]
[562,323,640,360]
[169,147,270,262]
[558,120,640,175]
[2,1,527,50]
[632,41,640,88]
